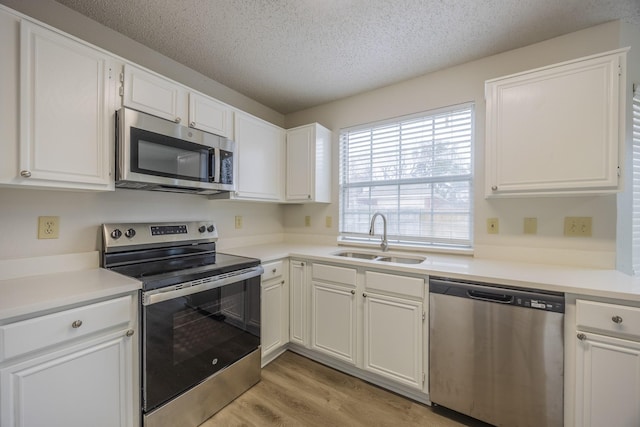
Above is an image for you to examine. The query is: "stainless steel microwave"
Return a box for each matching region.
[115,107,235,195]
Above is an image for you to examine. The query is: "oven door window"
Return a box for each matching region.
[142,278,260,412]
[131,127,212,182]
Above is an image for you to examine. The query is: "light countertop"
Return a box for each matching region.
[223,243,640,302]
[0,257,141,322]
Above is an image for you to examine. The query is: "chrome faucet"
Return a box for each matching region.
[369,212,389,252]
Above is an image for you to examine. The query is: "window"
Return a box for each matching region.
[339,103,474,249]
[632,84,640,274]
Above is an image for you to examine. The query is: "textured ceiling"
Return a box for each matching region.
[54,0,640,115]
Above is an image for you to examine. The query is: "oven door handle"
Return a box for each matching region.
[142,266,264,306]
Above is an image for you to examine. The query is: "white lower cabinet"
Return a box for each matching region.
[575,299,640,427]
[311,280,357,364]
[363,292,423,389]
[0,294,138,427]
[287,259,427,400]
[261,260,289,364]
[289,260,308,346]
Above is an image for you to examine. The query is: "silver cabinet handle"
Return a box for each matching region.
[363,293,367,298]
[190,121,196,128]
[71,320,83,328]
[272,268,277,273]
[175,117,181,123]
[577,333,587,341]
[350,290,355,295]
[20,170,31,178]
[612,315,623,324]
[491,185,498,191]
[125,329,134,337]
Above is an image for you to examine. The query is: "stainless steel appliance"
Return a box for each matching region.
[102,221,263,427]
[116,107,235,195]
[429,277,564,427]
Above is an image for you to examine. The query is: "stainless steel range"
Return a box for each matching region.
[101,221,263,427]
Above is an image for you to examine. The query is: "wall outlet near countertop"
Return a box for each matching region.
[524,217,537,235]
[487,218,499,234]
[325,216,332,228]
[38,216,59,239]
[564,216,592,237]
[234,215,243,229]
[305,216,311,227]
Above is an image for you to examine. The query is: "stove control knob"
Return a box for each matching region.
[111,229,122,239]
[124,228,136,238]
[198,225,206,233]
[207,225,215,233]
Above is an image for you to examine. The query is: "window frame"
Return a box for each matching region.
[338,102,475,251]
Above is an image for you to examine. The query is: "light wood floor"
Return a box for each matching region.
[201,351,489,426]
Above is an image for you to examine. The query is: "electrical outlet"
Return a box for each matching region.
[304,216,311,227]
[234,215,243,229]
[487,218,499,234]
[325,216,332,228]
[38,216,60,239]
[524,217,537,235]
[564,217,592,237]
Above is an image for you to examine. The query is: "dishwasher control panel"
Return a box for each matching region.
[430,277,565,313]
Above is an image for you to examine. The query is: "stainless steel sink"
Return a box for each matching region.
[333,251,379,260]
[376,255,425,264]
[333,251,425,264]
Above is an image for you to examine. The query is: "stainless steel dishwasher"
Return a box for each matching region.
[429,277,564,427]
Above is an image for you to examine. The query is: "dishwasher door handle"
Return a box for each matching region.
[467,290,513,304]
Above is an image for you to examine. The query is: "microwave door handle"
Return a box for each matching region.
[210,148,219,183]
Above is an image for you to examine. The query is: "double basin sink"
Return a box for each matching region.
[333,250,425,265]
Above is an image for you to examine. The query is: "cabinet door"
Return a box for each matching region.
[261,278,287,358]
[289,260,308,346]
[234,112,285,201]
[122,63,184,123]
[286,125,313,201]
[363,293,423,389]
[310,281,357,364]
[485,50,625,197]
[188,92,232,138]
[0,332,135,427]
[575,332,640,427]
[19,21,114,189]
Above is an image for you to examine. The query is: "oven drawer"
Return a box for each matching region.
[262,260,284,281]
[0,295,132,361]
[576,299,640,339]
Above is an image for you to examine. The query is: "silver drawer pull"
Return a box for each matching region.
[612,315,623,324]
[272,269,277,273]
[71,320,83,329]
[125,329,134,337]
[577,333,587,341]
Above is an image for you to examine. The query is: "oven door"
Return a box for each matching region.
[141,268,261,413]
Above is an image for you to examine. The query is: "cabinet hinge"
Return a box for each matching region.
[422,312,426,321]
[119,85,124,97]
[422,373,426,384]
[618,166,621,177]
[119,72,124,83]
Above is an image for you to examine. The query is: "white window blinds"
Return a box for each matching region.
[632,84,640,274]
[339,103,474,249]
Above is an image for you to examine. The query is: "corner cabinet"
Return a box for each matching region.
[0,16,118,191]
[122,64,233,138]
[0,293,139,427]
[574,299,640,426]
[286,123,332,203]
[485,49,627,197]
[289,260,309,346]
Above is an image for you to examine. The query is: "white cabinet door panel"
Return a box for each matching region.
[122,64,182,123]
[311,281,356,364]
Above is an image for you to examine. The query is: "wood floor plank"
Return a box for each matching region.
[200,351,489,427]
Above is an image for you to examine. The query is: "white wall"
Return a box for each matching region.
[0,188,284,260]
[284,20,635,268]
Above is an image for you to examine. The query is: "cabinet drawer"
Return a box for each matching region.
[312,263,356,285]
[365,271,424,299]
[262,260,284,282]
[577,299,640,339]
[0,295,132,361]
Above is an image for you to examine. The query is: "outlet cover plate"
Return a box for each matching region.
[564,217,592,237]
[38,216,59,239]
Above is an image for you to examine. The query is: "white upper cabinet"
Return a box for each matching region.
[485,49,627,197]
[286,123,332,203]
[122,64,233,138]
[0,15,117,191]
[219,111,285,201]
